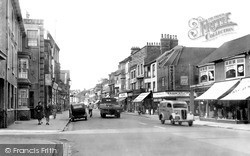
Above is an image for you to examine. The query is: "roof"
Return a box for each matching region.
[144,46,161,66]
[198,34,250,66]
[158,46,215,66]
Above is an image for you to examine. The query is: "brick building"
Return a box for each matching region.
[155,45,215,113]
[23,18,45,119]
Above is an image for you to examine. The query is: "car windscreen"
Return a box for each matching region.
[101,98,118,104]
[173,103,187,108]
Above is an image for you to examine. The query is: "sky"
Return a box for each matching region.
[19,0,250,90]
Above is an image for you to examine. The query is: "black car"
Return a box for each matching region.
[69,103,88,122]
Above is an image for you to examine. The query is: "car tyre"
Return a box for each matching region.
[178,121,182,125]
[170,117,175,125]
[116,113,120,118]
[161,119,165,124]
[188,121,193,126]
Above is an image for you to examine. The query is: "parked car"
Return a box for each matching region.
[158,100,194,126]
[69,103,88,122]
[99,98,123,118]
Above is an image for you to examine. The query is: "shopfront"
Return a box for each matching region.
[118,92,128,111]
[153,91,195,112]
[195,78,250,124]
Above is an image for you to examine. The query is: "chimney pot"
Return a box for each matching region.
[167,34,169,39]
[161,34,163,38]
[164,34,166,38]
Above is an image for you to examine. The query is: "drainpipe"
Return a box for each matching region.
[3,0,9,128]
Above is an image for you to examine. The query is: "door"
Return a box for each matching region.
[166,103,172,120]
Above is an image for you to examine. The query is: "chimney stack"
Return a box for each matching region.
[160,34,178,54]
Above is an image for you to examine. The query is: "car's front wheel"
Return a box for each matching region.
[161,119,165,124]
[170,117,175,125]
[188,121,193,126]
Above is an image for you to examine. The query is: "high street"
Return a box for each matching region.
[1,109,250,156]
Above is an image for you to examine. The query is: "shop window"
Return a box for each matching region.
[225,58,245,79]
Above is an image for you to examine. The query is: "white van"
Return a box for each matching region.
[158,100,194,126]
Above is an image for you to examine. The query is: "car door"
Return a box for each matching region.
[166,103,172,120]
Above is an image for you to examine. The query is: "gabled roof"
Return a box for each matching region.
[198,34,250,66]
[157,46,215,67]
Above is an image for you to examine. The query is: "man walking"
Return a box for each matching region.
[45,99,53,125]
[88,102,94,117]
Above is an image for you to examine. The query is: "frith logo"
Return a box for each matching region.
[188,12,237,41]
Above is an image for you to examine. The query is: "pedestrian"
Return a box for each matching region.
[88,102,94,117]
[45,100,53,125]
[35,101,43,125]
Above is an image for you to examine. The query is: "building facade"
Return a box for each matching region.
[0,0,26,127]
[23,18,45,119]
[194,34,250,124]
[155,45,215,113]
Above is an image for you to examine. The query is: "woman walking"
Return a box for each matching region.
[35,101,44,125]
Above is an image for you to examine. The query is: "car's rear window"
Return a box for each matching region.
[173,103,187,108]
[101,98,117,104]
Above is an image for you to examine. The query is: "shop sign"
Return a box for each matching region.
[153,91,193,98]
[53,82,58,89]
[180,76,188,85]
[119,93,128,98]
[45,74,52,86]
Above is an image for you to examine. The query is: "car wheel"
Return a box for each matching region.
[170,117,175,125]
[85,117,88,120]
[178,121,182,125]
[188,121,193,126]
[161,119,165,124]
[116,113,120,118]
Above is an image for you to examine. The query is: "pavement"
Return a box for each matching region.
[0,110,71,156]
[124,112,250,132]
[0,110,70,134]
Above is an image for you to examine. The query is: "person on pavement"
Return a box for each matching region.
[45,99,53,125]
[88,102,94,117]
[35,101,44,125]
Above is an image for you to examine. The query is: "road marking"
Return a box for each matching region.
[154,126,166,130]
[138,122,147,125]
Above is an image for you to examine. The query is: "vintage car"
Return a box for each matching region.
[158,100,194,126]
[99,98,123,118]
[69,103,88,122]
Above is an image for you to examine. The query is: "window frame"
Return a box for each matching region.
[199,65,215,83]
[225,58,245,80]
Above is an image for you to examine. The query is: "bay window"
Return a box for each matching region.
[199,65,215,83]
[225,58,245,79]
[18,89,28,106]
[18,58,28,78]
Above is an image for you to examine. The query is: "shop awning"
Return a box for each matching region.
[133,92,150,102]
[221,78,250,100]
[195,79,239,100]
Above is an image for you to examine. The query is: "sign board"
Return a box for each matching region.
[180,76,188,85]
[119,93,128,98]
[45,74,52,86]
